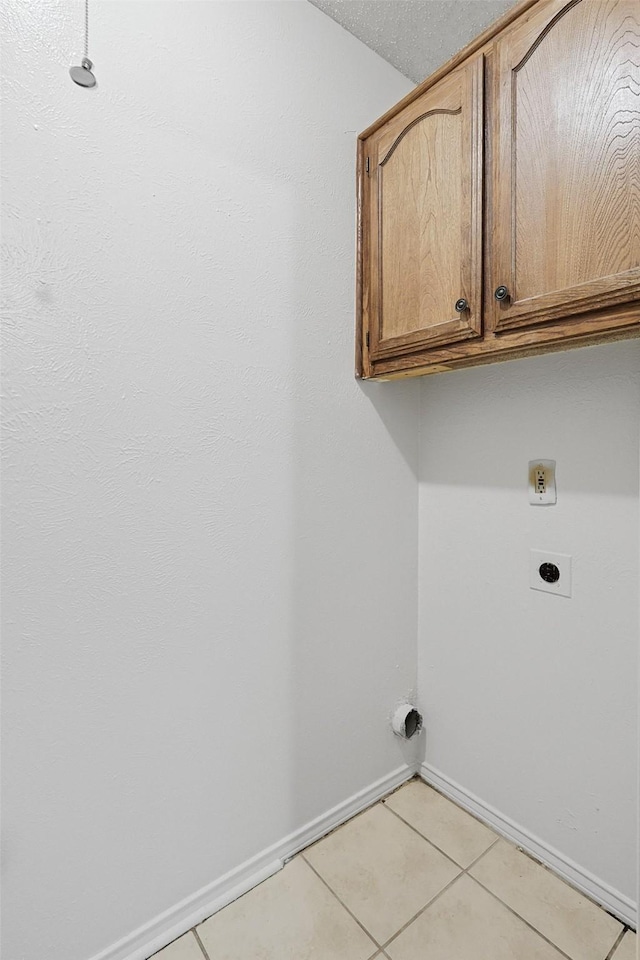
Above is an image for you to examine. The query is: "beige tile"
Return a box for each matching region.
[197,856,376,960]
[386,874,566,960]
[304,803,461,944]
[384,781,497,868]
[613,931,638,960]
[151,931,204,960]
[470,840,623,960]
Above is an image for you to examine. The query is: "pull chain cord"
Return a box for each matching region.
[70,0,96,87]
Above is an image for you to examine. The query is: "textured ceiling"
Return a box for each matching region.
[308,0,516,83]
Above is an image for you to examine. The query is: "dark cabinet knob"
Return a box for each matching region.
[494,285,510,302]
[454,298,469,313]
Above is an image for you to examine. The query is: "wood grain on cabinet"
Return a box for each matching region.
[356,0,640,379]
[359,0,539,140]
[370,304,640,378]
[490,0,640,333]
[363,56,484,363]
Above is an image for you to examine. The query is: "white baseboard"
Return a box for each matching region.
[89,763,413,960]
[420,762,637,930]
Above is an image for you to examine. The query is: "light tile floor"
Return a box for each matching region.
[152,779,637,960]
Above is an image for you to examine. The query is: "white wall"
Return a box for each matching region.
[1,4,417,959]
[418,341,639,906]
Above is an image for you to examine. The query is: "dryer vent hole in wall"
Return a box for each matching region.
[404,710,421,737]
[392,703,423,739]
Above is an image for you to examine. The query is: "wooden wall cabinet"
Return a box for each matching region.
[365,57,484,361]
[357,0,640,380]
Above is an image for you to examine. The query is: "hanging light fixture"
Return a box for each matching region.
[70,0,96,87]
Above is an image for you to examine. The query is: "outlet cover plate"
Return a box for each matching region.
[530,549,572,597]
[528,459,557,505]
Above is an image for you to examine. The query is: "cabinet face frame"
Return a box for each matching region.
[356,0,640,380]
[361,56,485,366]
[489,0,640,334]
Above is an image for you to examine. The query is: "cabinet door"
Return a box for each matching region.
[364,56,484,362]
[491,0,640,333]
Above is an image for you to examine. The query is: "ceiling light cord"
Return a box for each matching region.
[70,0,96,86]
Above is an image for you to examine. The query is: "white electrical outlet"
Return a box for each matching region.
[528,460,556,505]
[530,549,572,597]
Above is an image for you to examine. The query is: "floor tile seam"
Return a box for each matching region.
[465,828,631,928]
[388,791,622,933]
[461,835,501,872]
[192,927,211,960]
[466,873,588,960]
[500,841,625,922]
[379,870,464,952]
[381,801,470,871]
[300,853,382,950]
[604,928,630,960]
[298,798,394,862]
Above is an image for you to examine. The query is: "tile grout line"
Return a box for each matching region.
[466,874,580,960]
[462,836,501,871]
[465,837,628,957]
[303,808,502,958]
[372,815,589,960]
[416,775,636,931]
[301,853,382,953]
[299,783,420,860]
[381,801,474,871]
[416,818,622,960]
[604,927,629,960]
[191,927,211,960]
[180,790,627,960]
[378,811,608,960]
[381,804,504,888]
[387,787,631,931]
[379,870,465,952]
[306,796,571,957]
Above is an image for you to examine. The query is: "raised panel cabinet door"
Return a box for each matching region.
[491,0,640,333]
[364,56,484,361]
